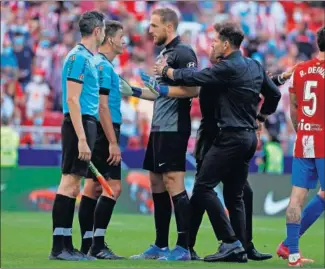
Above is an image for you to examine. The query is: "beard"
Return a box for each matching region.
[155,34,168,46]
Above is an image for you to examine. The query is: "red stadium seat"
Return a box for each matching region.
[43,111,64,127]
[190,98,201,118]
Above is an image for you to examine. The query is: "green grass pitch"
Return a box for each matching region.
[1,212,324,268]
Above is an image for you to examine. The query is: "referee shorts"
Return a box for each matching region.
[61,114,97,178]
[86,122,121,181]
[143,132,190,173]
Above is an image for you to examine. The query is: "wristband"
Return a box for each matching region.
[277,74,286,85]
[131,86,142,97]
[158,85,169,96]
[256,114,266,122]
[162,66,169,79]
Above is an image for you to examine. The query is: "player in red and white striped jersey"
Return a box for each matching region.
[289,61,324,159]
[278,26,325,267]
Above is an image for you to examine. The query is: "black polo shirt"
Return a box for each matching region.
[172,50,281,130]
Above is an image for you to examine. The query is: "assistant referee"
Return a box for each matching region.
[155,22,281,262]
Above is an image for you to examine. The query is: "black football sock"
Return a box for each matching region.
[172,191,190,250]
[52,194,70,253]
[78,195,97,254]
[152,191,172,248]
[63,197,76,251]
[93,196,116,250]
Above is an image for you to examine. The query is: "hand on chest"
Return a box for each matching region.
[156,50,177,68]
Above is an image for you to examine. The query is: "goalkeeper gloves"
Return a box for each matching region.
[140,70,169,96]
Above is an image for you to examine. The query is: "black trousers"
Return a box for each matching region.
[190,168,254,248]
[190,129,257,246]
[243,181,253,245]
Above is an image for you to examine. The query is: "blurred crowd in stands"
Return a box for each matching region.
[1,1,324,155]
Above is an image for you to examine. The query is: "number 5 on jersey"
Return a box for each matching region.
[303,80,318,117]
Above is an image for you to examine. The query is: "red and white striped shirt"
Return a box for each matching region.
[289,58,325,158]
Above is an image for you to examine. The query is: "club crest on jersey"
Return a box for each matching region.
[79,74,84,80]
[98,65,103,71]
[187,62,196,68]
[69,55,76,61]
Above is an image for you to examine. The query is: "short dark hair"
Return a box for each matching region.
[218,22,244,49]
[78,11,105,37]
[103,20,123,44]
[152,8,179,30]
[213,22,223,33]
[214,21,241,33]
[316,26,325,52]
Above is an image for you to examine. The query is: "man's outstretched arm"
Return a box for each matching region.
[154,61,228,87]
[131,85,199,100]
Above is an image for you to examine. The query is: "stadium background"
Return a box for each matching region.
[1,1,324,268]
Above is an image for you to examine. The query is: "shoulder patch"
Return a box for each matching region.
[187,62,196,68]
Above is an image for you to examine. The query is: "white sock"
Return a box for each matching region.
[289,253,301,263]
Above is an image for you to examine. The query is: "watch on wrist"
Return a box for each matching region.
[162,65,170,79]
[278,73,286,84]
[257,114,266,122]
